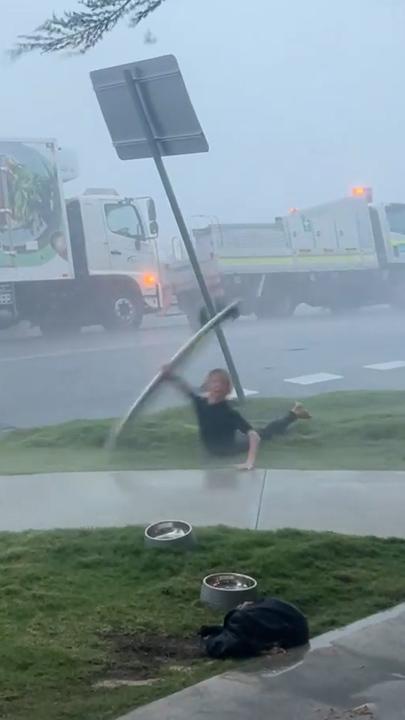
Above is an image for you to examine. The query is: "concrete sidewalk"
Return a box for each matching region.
[118,603,405,720]
[1,468,405,536]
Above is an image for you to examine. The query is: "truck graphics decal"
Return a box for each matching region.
[0,141,72,276]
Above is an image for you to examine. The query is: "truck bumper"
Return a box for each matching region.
[143,287,162,313]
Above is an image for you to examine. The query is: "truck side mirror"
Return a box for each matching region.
[149,220,159,237]
[147,199,157,223]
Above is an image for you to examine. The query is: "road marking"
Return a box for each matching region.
[0,339,167,365]
[284,372,343,385]
[364,361,405,371]
[228,388,258,399]
[0,346,124,364]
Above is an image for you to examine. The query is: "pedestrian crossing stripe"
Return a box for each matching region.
[284,372,343,385]
[364,361,405,371]
[227,388,258,399]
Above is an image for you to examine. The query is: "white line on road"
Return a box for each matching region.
[284,372,343,385]
[0,346,128,364]
[364,361,405,371]
[228,388,258,399]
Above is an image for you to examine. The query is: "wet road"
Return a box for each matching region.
[1,306,404,428]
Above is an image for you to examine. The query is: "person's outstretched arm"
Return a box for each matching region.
[235,430,261,471]
[161,365,195,398]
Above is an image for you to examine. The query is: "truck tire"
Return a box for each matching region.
[198,300,226,327]
[102,286,144,331]
[186,299,227,331]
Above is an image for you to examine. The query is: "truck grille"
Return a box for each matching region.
[0,283,15,307]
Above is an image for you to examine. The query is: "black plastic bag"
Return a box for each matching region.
[199,597,309,660]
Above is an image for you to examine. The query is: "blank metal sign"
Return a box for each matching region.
[90,54,209,160]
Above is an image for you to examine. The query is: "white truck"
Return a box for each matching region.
[173,192,405,321]
[0,139,164,334]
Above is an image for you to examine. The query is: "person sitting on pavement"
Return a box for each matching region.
[162,366,311,470]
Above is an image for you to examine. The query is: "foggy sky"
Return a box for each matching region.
[2,0,405,240]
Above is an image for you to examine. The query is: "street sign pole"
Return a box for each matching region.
[123,68,244,402]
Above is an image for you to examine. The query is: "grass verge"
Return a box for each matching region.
[1,391,405,474]
[1,526,405,720]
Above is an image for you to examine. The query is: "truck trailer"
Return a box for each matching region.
[0,139,163,334]
[174,193,405,321]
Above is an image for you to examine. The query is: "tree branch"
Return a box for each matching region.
[10,0,166,57]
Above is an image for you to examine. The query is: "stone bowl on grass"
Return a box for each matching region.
[144,520,195,551]
[200,572,258,611]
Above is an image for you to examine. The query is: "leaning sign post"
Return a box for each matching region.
[90,54,244,402]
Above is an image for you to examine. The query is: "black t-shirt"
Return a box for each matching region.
[191,394,252,456]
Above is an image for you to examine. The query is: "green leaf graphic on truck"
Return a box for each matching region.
[0,141,68,267]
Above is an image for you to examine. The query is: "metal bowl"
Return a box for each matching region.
[144,520,195,551]
[201,572,258,611]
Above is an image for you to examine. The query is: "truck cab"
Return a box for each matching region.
[66,189,161,315]
[46,188,164,333]
[374,203,405,264]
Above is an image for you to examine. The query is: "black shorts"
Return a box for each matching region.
[205,432,250,458]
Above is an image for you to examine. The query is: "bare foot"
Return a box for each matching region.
[292,402,311,419]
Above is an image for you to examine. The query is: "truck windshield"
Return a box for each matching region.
[385,204,405,235]
[105,203,146,241]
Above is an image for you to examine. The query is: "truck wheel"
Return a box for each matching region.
[186,300,227,331]
[198,300,226,327]
[103,288,144,331]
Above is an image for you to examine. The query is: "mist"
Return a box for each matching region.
[2,0,405,237]
[2,4,405,712]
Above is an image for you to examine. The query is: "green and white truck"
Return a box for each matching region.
[0,138,164,334]
[175,191,405,320]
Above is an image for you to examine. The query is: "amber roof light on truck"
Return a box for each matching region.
[351,186,373,203]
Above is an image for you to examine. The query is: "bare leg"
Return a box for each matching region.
[259,403,311,441]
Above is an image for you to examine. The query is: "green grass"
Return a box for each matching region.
[1,526,405,720]
[1,391,405,474]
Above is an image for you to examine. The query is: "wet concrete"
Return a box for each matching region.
[1,469,405,535]
[258,470,405,537]
[118,603,405,720]
[0,469,265,532]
